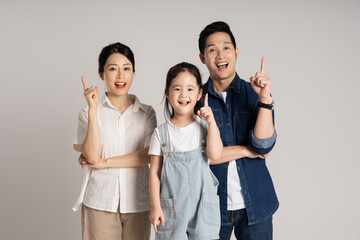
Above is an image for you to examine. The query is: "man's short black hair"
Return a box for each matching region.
[198,21,237,55]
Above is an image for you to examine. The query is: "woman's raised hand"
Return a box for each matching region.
[197,93,215,125]
[81,76,98,109]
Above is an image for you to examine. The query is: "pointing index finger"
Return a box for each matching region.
[81,76,88,90]
[260,57,265,74]
[204,93,208,107]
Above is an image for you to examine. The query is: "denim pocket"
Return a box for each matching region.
[235,110,251,142]
[157,198,177,231]
[202,193,220,227]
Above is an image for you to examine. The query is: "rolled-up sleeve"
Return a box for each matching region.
[249,129,277,155]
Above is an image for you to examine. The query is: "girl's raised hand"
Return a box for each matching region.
[81,76,98,109]
[150,208,165,233]
[197,93,215,125]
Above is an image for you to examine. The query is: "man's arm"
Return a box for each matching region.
[248,57,277,155]
[209,145,267,165]
[253,99,275,139]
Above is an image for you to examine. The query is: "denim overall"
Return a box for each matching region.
[156,121,221,240]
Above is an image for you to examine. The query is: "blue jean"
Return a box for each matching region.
[219,209,272,240]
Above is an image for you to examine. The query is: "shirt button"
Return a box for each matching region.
[222,189,226,193]
[237,166,241,171]
[223,164,227,168]
[244,189,248,195]
[227,123,230,126]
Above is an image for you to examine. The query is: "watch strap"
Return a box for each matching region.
[258,100,274,110]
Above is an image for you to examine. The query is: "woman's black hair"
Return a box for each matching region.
[98,42,135,73]
[164,62,202,119]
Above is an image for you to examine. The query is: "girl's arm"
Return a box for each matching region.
[149,155,164,232]
[81,77,102,164]
[206,119,223,161]
[197,93,223,161]
[79,147,150,169]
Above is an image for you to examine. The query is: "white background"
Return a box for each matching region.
[0,0,359,239]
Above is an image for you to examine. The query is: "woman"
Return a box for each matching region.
[72,42,157,240]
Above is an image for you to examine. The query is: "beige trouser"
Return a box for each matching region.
[81,204,151,240]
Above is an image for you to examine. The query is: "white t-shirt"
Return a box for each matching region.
[148,116,205,155]
[219,91,245,210]
[72,94,157,213]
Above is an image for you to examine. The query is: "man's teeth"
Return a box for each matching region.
[217,62,228,68]
[115,83,126,86]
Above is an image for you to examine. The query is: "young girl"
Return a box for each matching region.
[73,42,157,240]
[149,62,222,240]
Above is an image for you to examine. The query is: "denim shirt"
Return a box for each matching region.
[201,73,279,225]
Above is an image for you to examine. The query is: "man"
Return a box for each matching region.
[198,21,278,240]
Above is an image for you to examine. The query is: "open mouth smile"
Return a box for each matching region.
[216,62,229,69]
[178,101,190,106]
[115,82,126,89]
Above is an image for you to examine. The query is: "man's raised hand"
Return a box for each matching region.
[250,57,272,103]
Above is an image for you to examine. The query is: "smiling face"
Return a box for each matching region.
[200,31,239,86]
[99,53,134,98]
[166,71,202,118]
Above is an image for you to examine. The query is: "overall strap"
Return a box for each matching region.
[199,119,207,149]
[159,122,170,154]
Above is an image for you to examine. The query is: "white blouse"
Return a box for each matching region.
[72,94,157,213]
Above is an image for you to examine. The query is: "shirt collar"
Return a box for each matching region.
[206,73,241,95]
[100,93,146,113]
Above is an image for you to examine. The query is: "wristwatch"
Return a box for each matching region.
[258,100,274,110]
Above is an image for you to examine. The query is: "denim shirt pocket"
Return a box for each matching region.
[235,110,251,144]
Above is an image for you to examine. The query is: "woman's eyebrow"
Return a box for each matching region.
[106,63,118,68]
[106,63,131,67]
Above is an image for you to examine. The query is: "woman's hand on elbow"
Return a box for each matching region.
[78,154,106,169]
